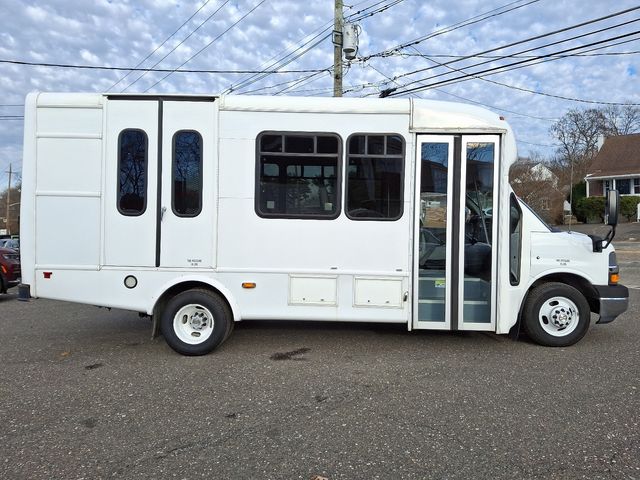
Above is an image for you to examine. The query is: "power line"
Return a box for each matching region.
[402,36,640,100]
[107,0,213,91]
[431,88,559,122]
[362,62,559,122]
[241,67,331,95]
[0,104,23,107]
[275,70,330,96]
[228,32,332,94]
[359,0,542,62]
[386,30,640,98]
[377,7,640,91]
[122,0,232,91]
[349,0,407,22]
[518,139,561,148]
[390,50,640,59]
[0,58,326,74]
[144,0,268,92]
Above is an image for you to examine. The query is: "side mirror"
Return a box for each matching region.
[606,190,619,226]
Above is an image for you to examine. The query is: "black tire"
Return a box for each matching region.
[522,282,591,347]
[160,288,232,356]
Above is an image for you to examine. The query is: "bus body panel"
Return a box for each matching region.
[19,93,625,344]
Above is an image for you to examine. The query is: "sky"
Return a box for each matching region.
[0,0,638,185]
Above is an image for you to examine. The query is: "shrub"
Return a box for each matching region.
[575,196,606,223]
[620,195,640,222]
[571,182,586,214]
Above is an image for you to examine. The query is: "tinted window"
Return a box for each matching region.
[172,130,203,217]
[346,134,405,220]
[256,133,341,218]
[118,129,148,216]
[510,194,522,285]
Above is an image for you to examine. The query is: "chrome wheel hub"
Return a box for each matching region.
[173,304,215,345]
[538,296,580,337]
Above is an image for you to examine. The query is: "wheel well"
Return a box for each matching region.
[529,273,599,313]
[153,281,234,319]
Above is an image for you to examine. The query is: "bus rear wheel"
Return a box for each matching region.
[522,282,590,347]
[160,289,232,356]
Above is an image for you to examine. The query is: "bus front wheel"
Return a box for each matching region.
[160,288,232,355]
[522,282,590,347]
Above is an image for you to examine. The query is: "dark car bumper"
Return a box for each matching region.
[594,284,629,324]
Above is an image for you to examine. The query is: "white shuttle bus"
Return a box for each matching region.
[20,93,629,355]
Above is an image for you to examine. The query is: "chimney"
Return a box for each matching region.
[596,134,606,151]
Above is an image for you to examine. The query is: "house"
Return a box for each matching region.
[585,133,640,197]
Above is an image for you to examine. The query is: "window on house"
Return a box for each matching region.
[118,129,148,216]
[541,198,550,210]
[256,132,340,218]
[634,178,640,194]
[172,130,203,217]
[604,180,611,196]
[616,178,631,195]
[346,134,405,220]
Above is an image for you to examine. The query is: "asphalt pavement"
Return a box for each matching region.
[0,246,638,479]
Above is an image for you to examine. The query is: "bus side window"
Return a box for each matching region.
[255,132,341,219]
[510,194,522,285]
[346,134,405,221]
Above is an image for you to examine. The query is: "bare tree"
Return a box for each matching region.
[550,108,606,182]
[601,105,640,136]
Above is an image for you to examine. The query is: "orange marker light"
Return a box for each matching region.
[242,282,256,289]
[609,273,620,285]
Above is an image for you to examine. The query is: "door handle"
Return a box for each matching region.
[161,206,167,221]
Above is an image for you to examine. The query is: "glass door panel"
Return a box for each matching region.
[459,137,498,329]
[415,137,453,328]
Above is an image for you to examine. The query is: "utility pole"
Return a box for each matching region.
[333,0,343,97]
[5,163,11,235]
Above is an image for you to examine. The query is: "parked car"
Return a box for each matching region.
[0,247,21,293]
[0,238,19,251]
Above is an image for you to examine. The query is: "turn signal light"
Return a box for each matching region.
[609,273,620,285]
[1,265,6,274]
[242,282,256,289]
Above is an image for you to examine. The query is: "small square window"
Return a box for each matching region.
[260,135,282,152]
[349,135,365,154]
[368,136,385,155]
[387,135,403,155]
[317,136,338,154]
[285,135,314,153]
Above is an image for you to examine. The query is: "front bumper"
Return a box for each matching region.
[594,284,629,324]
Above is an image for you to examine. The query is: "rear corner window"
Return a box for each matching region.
[172,130,203,217]
[118,129,148,216]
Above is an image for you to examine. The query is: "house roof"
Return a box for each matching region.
[586,133,640,178]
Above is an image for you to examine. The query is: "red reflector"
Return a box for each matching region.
[43,272,52,279]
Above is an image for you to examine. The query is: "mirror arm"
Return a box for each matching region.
[603,224,616,249]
